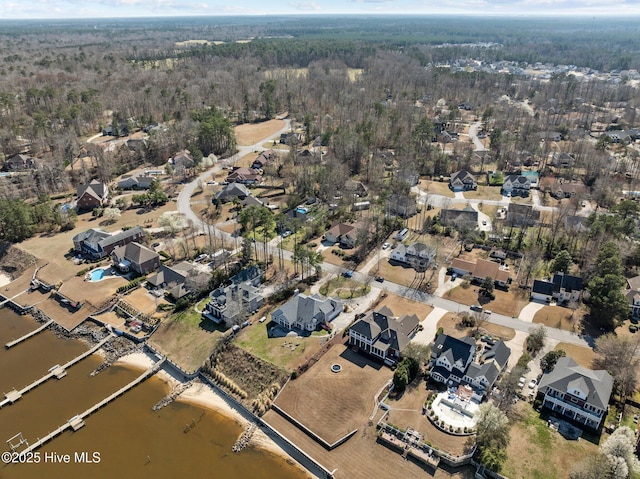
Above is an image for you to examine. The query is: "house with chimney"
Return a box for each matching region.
[76,180,109,211]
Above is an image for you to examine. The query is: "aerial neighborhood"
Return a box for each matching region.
[2,15,640,479]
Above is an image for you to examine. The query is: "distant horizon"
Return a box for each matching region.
[3,0,640,21]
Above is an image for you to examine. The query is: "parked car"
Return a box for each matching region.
[342,270,353,278]
[528,379,537,389]
[281,230,292,238]
[482,220,487,225]
[375,276,384,283]
[382,242,390,249]
[451,273,457,281]
[518,376,526,388]
[470,304,483,312]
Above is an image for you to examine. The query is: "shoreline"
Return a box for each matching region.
[0,273,11,288]
[114,352,298,466]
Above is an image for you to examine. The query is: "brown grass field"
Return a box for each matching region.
[463,186,503,201]
[533,305,585,332]
[264,342,476,479]
[445,284,529,317]
[377,293,433,319]
[418,179,455,198]
[554,342,597,368]
[436,313,516,341]
[235,119,285,146]
[273,342,391,444]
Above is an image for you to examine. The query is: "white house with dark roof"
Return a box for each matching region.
[271,293,343,331]
[430,334,511,400]
[531,272,583,303]
[537,356,613,429]
[449,170,477,192]
[501,175,531,197]
[348,306,420,364]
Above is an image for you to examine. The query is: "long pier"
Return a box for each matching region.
[0,335,113,408]
[5,320,53,349]
[18,358,165,455]
[0,289,29,308]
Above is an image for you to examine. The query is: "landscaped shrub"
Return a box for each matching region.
[116,276,147,294]
[435,327,444,338]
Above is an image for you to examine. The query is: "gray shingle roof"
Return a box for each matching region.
[538,356,613,410]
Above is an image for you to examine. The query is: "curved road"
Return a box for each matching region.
[175,120,593,350]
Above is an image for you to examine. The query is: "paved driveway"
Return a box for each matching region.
[518,301,546,323]
[411,307,448,346]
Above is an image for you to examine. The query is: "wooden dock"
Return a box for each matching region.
[5,319,53,348]
[0,335,113,408]
[18,358,165,455]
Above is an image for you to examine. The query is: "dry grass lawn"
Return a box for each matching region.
[385,379,471,456]
[502,402,600,479]
[149,308,224,373]
[376,260,418,286]
[445,284,529,317]
[235,119,285,146]
[554,342,597,368]
[533,305,585,332]
[377,293,433,319]
[122,287,171,318]
[463,186,503,201]
[419,179,455,198]
[436,313,516,341]
[274,342,391,444]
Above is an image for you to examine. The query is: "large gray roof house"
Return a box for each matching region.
[271,293,343,332]
[537,356,613,429]
[348,306,420,364]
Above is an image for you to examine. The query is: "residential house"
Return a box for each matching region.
[213,183,251,203]
[348,306,420,364]
[3,154,38,172]
[385,194,418,218]
[449,170,477,192]
[531,272,583,303]
[502,175,531,197]
[73,226,145,259]
[440,206,479,230]
[147,261,212,299]
[397,167,420,187]
[111,242,160,275]
[271,293,343,331]
[463,340,511,395]
[521,171,539,188]
[204,280,263,327]
[458,101,474,111]
[76,180,109,211]
[625,275,640,320]
[506,203,540,227]
[430,334,511,399]
[537,356,613,429]
[540,178,587,199]
[449,258,510,288]
[539,131,562,142]
[280,132,302,145]
[406,243,437,270]
[125,138,148,151]
[325,223,358,249]
[251,150,277,169]
[603,130,633,144]
[227,167,262,185]
[171,150,195,169]
[117,173,155,190]
[551,152,575,168]
[430,334,477,386]
[344,180,368,198]
[564,216,589,233]
[390,244,409,263]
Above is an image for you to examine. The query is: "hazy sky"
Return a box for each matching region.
[3,0,640,20]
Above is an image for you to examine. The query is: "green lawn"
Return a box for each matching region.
[233,320,326,371]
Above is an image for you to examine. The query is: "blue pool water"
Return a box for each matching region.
[90,268,106,281]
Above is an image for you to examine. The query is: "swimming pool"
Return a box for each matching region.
[89,268,107,281]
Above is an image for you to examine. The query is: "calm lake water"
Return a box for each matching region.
[0,309,308,479]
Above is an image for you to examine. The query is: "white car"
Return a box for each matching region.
[482,220,487,226]
[382,242,390,249]
[518,376,526,388]
[528,379,537,389]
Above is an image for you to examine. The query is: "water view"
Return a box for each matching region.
[0,309,308,479]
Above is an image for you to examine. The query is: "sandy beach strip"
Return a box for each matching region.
[0,273,12,288]
[115,352,302,468]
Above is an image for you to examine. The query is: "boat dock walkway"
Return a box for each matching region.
[5,319,54,349]
[19,358,165,454]
[0,335,113,408]
[0,289,29,308]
